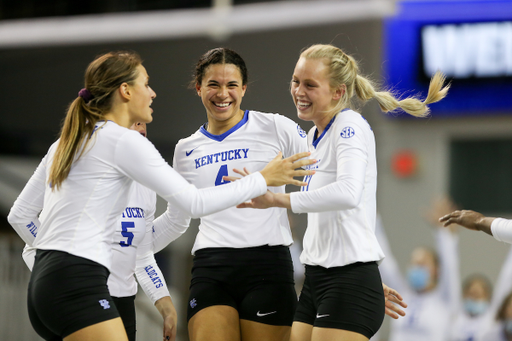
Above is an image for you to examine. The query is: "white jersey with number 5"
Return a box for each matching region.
[173,110,308,253]
[109,182,170,303]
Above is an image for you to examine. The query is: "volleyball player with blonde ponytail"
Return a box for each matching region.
[7,51,315,341]
[236,43,449,341]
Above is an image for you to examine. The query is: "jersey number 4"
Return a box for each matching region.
[120,221,135,247]
[215,164,230,186]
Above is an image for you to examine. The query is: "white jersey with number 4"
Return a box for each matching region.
[173,110,308,253]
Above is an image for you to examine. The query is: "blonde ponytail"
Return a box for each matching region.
[300,44,449,118]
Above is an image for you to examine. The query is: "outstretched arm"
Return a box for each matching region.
[439,210,494,236]
[117,133,315,219]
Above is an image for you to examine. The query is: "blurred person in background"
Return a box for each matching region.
[376,197,460,341]
[441,209,512,340]
[477,291,512,341]
[450,274,493,340]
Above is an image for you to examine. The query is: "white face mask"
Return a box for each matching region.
[463,299,489,316]
[407,266,430,291]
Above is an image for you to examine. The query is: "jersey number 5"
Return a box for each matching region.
[120,221,135,247]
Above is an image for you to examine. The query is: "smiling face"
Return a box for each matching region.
[196,63,247,133]
[127,64,156,125]
[290,57,343,130]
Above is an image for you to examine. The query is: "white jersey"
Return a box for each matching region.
[14,180,170,304]
[476,321,508,341]
[171,110,308,253]
[491,218,512,244]
[376,218,460,341]
[109,182,170,303]
[450,313,489,341]
[7,120,268,270]
[290,109,383,268]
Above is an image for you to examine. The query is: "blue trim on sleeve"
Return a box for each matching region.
[199,110,249,142]
[312,109,349,149]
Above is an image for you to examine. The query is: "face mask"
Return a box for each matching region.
[407,266,430,292]
[504,319,512,335]
[464,299,489,316]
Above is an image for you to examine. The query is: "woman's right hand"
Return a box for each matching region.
[259,151,316,187]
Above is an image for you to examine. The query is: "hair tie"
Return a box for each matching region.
[78,88,93,103]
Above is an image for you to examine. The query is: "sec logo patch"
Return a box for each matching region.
[297,125,307,138]
[340,127,355,138]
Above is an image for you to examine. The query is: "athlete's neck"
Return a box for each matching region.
[206,109,245,135]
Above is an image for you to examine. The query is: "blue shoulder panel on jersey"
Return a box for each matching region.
[199,110,249,142]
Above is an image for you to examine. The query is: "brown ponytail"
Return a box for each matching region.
[48,51,142,190]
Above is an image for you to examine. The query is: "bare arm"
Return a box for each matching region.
[154,296,177,341]
[439,210,495,236]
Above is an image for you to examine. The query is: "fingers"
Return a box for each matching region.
[385,308,399,320]
[292,157,317,169]
[387,294,407,309]
[440,215,459,227]
[385,302,406,319]
[293,180,309,187]
[439,210,460,223]
[385,287,404,303]
[222,176,240,182]
[233,168,250,177]
[236,202,253,209]
[273,151,284,161]
[293,169,316,177]
[285,151,310,163]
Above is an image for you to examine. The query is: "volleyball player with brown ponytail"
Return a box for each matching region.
[236,44,449,341]
[7,51,315,341]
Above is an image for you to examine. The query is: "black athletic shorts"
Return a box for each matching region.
[112,295,136,341]
[187,245,297,326]
[27,250,120,340]
[294,262,385,339]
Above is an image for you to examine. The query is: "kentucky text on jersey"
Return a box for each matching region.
[144,265,164,288]
[121,207,145,219]
[195,148,249,169]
